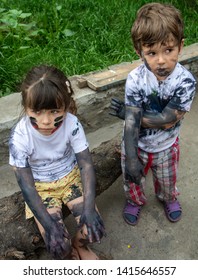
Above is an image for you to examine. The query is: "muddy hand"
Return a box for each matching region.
[125,158,145,185]
[45,221,71,259]
[109,98,125,120]
[79,209,106,243]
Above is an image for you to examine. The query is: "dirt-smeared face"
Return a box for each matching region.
[26,108,66,135]
[140,39,183,81]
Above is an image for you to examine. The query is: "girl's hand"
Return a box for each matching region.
[45,221,71,259]
[79,209,106,243]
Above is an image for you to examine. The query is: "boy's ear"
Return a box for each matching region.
[135,49,142,58]
[179,39,184,54]
[135,49,141,56]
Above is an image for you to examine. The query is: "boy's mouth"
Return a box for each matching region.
[156,68,170,77]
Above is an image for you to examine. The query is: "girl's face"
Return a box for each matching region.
[140,39,184,81]
[26,108,66,135]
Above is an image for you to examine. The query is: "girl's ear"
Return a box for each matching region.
[179,39,184,54]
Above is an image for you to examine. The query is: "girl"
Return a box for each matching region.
[9,65,105,259]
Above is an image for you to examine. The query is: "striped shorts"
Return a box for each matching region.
[121,138,180,205]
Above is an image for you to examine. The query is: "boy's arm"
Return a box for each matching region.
[13,166,70,259]
[142,105,185,129]
[75,148,105,243]
[109,98,185,129]
[124,105,145,185]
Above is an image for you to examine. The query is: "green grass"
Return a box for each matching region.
[0,0,198,97]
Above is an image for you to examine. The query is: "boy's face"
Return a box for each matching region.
[26,108,66,135]
[140,39,184,81]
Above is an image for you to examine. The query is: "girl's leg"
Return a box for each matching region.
[67,196,99,260]
[34,207,72,259]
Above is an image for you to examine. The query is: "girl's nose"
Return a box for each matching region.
[41,113,51,125]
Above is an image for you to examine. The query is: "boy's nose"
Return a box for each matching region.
[158,54,165,64]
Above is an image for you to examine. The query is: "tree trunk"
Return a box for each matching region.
[0,133,122,259]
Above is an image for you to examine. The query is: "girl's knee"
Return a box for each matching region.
[67,196,84,218]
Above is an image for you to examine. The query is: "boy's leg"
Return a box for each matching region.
[67,196,100,260]
[122,179,146,225]
[121,141,147,205]
[151,139,181,221]
[121,141,148,225]
[152,141,180,201]
[34,207,72,259]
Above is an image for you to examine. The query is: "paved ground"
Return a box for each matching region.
[1,94,197,260]
[72,94,198,260]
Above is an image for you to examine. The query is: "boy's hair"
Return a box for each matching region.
[131,2,184,54]
[21,65,77,114]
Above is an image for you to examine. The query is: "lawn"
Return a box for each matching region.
[0,0,197,96]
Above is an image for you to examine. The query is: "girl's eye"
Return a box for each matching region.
[31,110,40,114]
[51,110,59,114]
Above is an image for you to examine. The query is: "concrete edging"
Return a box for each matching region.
[0,43,197,133]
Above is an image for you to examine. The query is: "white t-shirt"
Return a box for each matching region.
[125,62,196,152]
[9,113,89,182]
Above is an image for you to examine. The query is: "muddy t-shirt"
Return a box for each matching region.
[125,62,196,153]
[9,113,89,182]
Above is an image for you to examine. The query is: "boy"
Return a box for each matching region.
[110,3,196,225]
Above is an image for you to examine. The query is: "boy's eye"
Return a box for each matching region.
[166,48,173,53]
[148,52,156,56]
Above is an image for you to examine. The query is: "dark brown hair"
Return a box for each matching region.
[21,65,77,114]
[131,2,184,54]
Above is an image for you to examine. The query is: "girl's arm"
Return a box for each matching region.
[124,105,145,185]
[13,166,70,259]
[75,148,105,243]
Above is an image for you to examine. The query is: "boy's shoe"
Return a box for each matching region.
[123,201,142,226]
[163,200,182,222]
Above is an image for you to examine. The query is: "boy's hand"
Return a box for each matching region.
[125,158,145,185]
[109,98,125,120]
[79,209,106,243]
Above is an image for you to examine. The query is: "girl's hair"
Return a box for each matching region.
[21,65,77,115]
[131,3,184,54]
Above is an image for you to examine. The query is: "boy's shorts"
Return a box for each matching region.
[25,165,83,219]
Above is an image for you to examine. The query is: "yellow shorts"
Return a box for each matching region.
[25,165,83,219]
